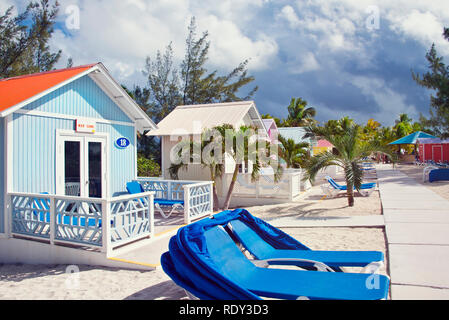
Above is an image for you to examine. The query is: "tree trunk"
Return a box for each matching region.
[346,183,355,207]
[209,167,220,211]
[223,165,240,210]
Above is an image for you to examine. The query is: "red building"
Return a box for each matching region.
[417,138,449,162]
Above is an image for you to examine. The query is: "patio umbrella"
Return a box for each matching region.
[389,131,438,162]
[389,131,438,145]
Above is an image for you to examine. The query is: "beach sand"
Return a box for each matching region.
[0,226,388,300]
[0,263,188,300]
[246,174,382,218]
[0,170,388,300]
[398,164,449,201]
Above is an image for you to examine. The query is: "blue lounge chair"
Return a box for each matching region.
[361,162,375,171]
[161,209,390,300]
[322,176,377,198]
[429,168,449,183]
[227,219,383,270]
[126,181,184,219]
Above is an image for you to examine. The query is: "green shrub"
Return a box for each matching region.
[137,155,161,177]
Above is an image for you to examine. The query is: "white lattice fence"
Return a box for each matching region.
[54,198,103,247]
[109,193,154,248]
[183,182,214,224]
[10,195,51,240]
[136,178,214,224]
[7,192,155,253]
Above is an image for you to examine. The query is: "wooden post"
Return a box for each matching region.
[148,193,154,237]
[50,196,55,245]
[184,185,191,225]
[101,199,111,256]
[209,183,214,216]
[5,194,11,238]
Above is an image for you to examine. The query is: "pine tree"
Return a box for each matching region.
[0,0,61,79]
[412,27,449,138]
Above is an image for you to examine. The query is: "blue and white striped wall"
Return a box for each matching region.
[0,118,4,233]
[5,74,138,202]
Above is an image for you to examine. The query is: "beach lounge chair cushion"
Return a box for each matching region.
[126,181,145,194]
[155,199,184,206]
[229,219,383,267]
[180,222,389,300]
[167,209,389,300]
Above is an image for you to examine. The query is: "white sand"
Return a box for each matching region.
[246,176,382,219]
[0,226,388,300]
[0,171,389,300]
[0,264,187,300]
[398,164,449,201]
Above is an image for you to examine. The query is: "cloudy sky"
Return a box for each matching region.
[3,0,449,126]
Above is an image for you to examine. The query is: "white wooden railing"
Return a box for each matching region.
[222,170,302,201]
[135,178,214,224]
[7,191,154,255]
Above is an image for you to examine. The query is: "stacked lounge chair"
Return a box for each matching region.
[161,209,390,300]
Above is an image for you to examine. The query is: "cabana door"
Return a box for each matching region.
[433,145,443,162]
[56,131,107,199]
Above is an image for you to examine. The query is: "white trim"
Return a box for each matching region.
[432,145,443,162]
[161,137,165,178]
[134,125,138,179]
[92,64,157,132]
[88,73,138,124]
[55,130,110,199]
[14,109,135,128]
[0,63,157,133]
[3,115,13,237]
[0,66,100,118]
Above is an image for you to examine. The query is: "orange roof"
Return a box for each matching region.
[0,63,98,114]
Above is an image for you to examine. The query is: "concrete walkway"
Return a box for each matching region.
[266,215,385,228]
[377,165,449,299]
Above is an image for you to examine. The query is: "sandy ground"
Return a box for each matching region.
[0,264,187,300]
[0,169,388,300]
[246,174,382,218]
[397,164,449,201]
[0,226,388,300]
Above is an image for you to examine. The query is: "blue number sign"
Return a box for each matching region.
[115,137,130,149]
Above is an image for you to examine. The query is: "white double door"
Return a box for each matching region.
[56,132,107,199]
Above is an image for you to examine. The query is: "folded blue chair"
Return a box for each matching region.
[323,176,377,198]
[126,181,184,219]
[161,209,390,300]
[228,219,383,269]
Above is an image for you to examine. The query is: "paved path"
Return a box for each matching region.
[266,215,385,228]
[377,165,449,299]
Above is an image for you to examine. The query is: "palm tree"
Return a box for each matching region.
[304,116,356,139]
[168,134,223,211]
[284,97,317,127]
[220,124,283,210]
[169,124,283,210]
[394,113,413,138]
[278,135,310,168]
[303,124,395,207]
